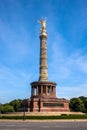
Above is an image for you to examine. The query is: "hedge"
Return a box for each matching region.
[0,114,87,120]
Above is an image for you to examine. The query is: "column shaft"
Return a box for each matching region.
[39,35,48,81]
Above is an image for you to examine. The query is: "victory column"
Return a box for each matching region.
[28,19,69,112]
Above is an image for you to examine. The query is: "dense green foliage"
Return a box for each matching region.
[9,99,21,112]
[0,99,28,113]
[0,114,87,120]
[69,96,87,113]
[0,104,15,113]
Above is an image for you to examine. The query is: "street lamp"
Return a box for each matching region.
[23,104,25,120]
[0,103,2,114]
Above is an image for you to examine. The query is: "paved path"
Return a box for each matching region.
[0,121,87,130]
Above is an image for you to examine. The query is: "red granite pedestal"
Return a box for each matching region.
[28,81,69,112]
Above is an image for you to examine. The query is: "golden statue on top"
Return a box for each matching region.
[38,19,46,32]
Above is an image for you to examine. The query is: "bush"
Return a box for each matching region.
[0,105,15,114]
[70,97,87,112]
[0,114,87,120]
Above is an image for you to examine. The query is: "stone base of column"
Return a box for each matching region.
[29,81,70,112]
[28,97,70,112]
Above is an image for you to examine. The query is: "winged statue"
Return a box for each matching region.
[38,19,46,32]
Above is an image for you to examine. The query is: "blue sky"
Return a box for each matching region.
[0,0,87,103]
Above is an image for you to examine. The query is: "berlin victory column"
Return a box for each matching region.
[28,19,70,112]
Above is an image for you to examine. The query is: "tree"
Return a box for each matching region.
[79,96,87,112]
[69,97,85,112]
[1,104,15,113]
[84,99,87,112]
[9,99,21,112]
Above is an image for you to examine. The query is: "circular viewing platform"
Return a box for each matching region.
[31,81,56,86]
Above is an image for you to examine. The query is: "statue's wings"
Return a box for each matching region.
[38,20,42,24]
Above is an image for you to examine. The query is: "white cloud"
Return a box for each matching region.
[0,64,32,103]
[0,64,31,87]
[49,34,87,81]
[57,85,87,99]
[49,33,71,80]
[75,54,87,73]
[0,19,32,63]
